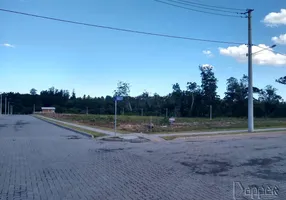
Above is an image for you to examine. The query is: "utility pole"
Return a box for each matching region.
[4,97,7,115]
[11,105,13,115]
[114,99,117,136]
[247,9,254,132]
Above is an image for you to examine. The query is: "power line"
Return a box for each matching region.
[174,0,245,11]
[0,8,245,45]
[162,0,243,14]
[154,0,246,18]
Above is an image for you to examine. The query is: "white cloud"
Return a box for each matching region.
[202,50,213,57]
[2,43,15,48]
[263,9,286,26]
[272,34,286,45]
[201,64,214,70]
[219,44,286,66]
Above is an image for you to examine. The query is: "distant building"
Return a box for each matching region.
[41,107,56,113]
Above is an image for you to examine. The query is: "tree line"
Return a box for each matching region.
[2,66,286,118]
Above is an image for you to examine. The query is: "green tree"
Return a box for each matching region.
[171,83,183,117]
[200,65,217,102]
[71,89,76,100]
[114,81,132,111]
[259,85,282,117]
[30,88,37,95]
[199,65,218,116]
[186,82,198,116]
[224,76,247,116]
[113,81,130,97]
[276,76,286,85]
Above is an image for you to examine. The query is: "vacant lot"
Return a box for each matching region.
[39,113,286,134]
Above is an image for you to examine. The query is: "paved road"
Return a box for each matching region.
[0,115,286,200]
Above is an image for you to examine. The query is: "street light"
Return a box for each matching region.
[246,44,277,56]
[246,44,277,132]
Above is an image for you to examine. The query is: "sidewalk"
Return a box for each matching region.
[36,115,118,136]
[151,127,286,137]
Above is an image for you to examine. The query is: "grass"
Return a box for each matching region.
[39,114,129,134]
[35,115,105,138]
[162,131,251,140]
[36,113,286,134]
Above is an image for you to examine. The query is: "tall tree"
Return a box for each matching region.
[259,85,282,117]
[71,89,76,100]
[224,76,247,116]
[172,83,181,93]
[276,76,286,85]
[114,81,132,111]
[113,81,130,97]
[200,65,217,102]
[187,82,198,115]
[30,88,37,95]
[199,65,218,116]
[172,83,182,116]
[259,85,281,103]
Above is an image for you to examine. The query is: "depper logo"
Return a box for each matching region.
[233,181,279,200]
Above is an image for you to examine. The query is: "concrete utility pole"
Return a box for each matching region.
[4,97,7,115]
[247,9,254,132]
[7,102,10,115]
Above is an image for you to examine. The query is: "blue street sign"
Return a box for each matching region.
[115,96,123,101]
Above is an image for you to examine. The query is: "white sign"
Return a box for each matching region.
[169,117,175,123]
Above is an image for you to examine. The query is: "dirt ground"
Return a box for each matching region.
[39,113,286,133]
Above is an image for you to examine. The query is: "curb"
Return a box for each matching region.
[34,116,94,138]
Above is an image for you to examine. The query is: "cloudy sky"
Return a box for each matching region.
[0,0,286,98]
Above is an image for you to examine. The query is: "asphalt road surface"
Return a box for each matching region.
[0,115,285,200]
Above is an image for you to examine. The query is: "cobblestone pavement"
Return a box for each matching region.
[0,115,285,200]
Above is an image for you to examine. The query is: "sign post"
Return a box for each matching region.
[114,96,123,136]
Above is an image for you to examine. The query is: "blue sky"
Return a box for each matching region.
[1,0,286,98]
